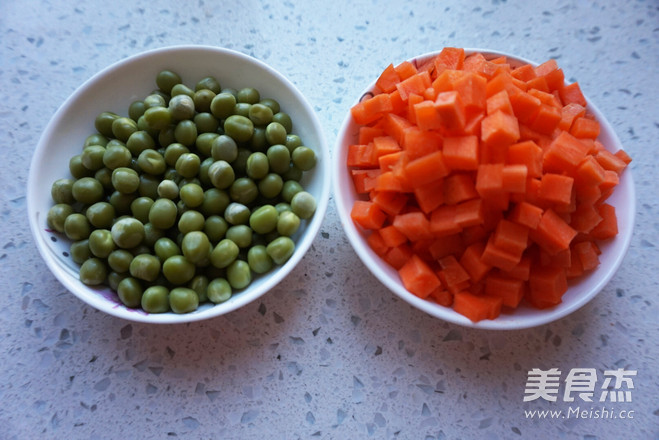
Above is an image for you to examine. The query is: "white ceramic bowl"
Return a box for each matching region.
[333,49,635,330]
[28,45,331,324]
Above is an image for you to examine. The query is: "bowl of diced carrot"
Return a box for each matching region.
[333,48,634,329]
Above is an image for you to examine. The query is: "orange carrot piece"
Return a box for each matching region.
[393,211,434,242]
[570,202,603,233]
[443,135,480,170]
[509,91,542,124]
[511,64,537,82]
[414,179,445,214]
[351,169,381,194]
[455,199,484,228]
[384,244,414,270]
[394,60,418,81]
[502,164,528,193]
[351,93,394,125]
[595,149,628,175]
[508,201,543,229]
[475,163,505,199]
[376,63,401,93]
[453,72,487,111]
[428,233,464,260]
[506,140,543,178]
[558,103,587,132]
[413,100,443,131]
[589,203,618,240]
[459,241,491,282]
[359,126,385,144]
[443,173,478,205]
[501,255,532,281]
[486,90,514,115]
[543,131,590,174]
[366,229,389,257]
[434,90,467,131]
[453,291,502,322]
[539,173,574,206]
[613,149,632,165]
[481,109,520,148]
[438,255,471,288]
[570,116,600,139]
[434,47,466,73]
[574,240,600,272]
[403,150,450,187]
[527,266,567,308]
[380,224,408,248]
[481,235,521,271]
[382,112,414,144]
[529,103,562,135]
[575,155,606,189]
[396,71,432,101]
[559,82,587,107]
[372,135,401,158]
[398,254,442,299]
[372,190,409,216]
[347,143,378,168]
[430,205,462,237]
[374,171,405,192]
[530,209,577,255]
[378,151,404,171]
[401,126,443,159]
[429,288,453,307]
[351,200,387,230]
[492,219,529,256]
[485,274,525,308]
[406,93,424,124]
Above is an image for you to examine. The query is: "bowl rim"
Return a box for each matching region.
[332,47,636,330]
[27,44,332,324]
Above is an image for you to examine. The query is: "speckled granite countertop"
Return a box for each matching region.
[1,1,657,439]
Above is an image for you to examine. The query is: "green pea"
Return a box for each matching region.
[224,115,254,143]
[117,277,143,308]
[107,271,128,291]
[157,179,179,200]
[143,222,164,247]
[175,153,200,178]
[171,83,195,98]
[64,213,91,241]
[154,237,181,261]
[69,154,93,179]
[178,210,205,234]
[281,164,303,181]
[109,191,137,215]
[51,178,75,205]
[95,111,120,138]
[195,132,219,157]
[211,135,238,163]
[143,93,167,109]
[226,225,252,248]
[247,245,273,274]
[285,134,303,152]
[291,146,316,171]
[174,120,197,146]
[129,197,154,224]
[110,217,145,249]
[164,143,190,167]
[232,147,251,176]
[79,258,108,286]
[258,173,283,199]
[84,133,109,148]
[83,200,114,230]
[81,145,106,171]
[128,100,146,121]
[210,238,239,269]
[281,180,303,203]
[137,149,166,175]
[249,205,279,234]
[291,191,317,220]
[265,122,287,145]
[207,278,232,303]
[103,144,132,170]
[275,202,292,214]
[72,177,104,204]
[94,167,113,192]
[249,126,268,152]
[266,236,295,265]
[208,160,235,190]
[159,126,176,148]
[210,92,237,119]
[162,255,196,285]
[199,157,214,187]
[224,202,250,225]
[248,103,274,126]
[112,167,140,194]
[193,89,216,113]
[126,130,156,155]
[188,275,209,303]
[169,287,199,314]
[194,112,219,134]
[276,210,301,236]
[169,94,196,121]
[246,152,269,180]
[229,177,258,204]
[70,239,91,264]
[200,188,230,216]
[141,285,170,313]
[259,98,280,114]
[88,228,115,258]
[108,249,134,273]
[47,203,74,233]
[179,183,204,208]
[148,198,177,230]
[272,112,293,133]
[195,76,221,94]
[156,70,182,94]
[267,144,291,174]
[226,259,252,289]
[111,117,138,142]
[204,215,228,243]
[237,87,260,104]
[129,254,161,282]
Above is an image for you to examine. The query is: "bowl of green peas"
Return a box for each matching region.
[28,45,331,323]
